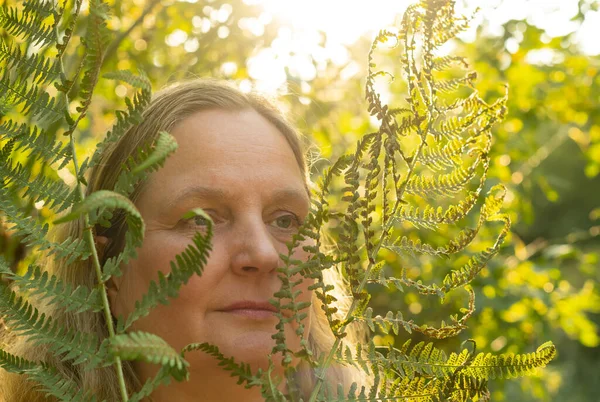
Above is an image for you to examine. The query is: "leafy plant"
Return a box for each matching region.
[0,0,555,401]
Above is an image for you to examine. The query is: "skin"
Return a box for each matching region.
[102,109,313,401]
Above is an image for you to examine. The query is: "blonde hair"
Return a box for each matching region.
[0,78,370,401]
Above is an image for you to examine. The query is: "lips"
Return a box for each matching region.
[219,300,277,312]
[217,300,278,319]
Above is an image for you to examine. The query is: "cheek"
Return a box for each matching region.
[117,232,205,315]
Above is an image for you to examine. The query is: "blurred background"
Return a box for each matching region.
[2,0,599,400]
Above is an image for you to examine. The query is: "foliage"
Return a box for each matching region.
[0,0,567,401]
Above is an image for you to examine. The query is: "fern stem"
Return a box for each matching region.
[308,112,430,402]
[68,133,130,401]
[52,4,130,400]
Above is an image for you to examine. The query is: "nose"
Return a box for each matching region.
[229,216,280,276]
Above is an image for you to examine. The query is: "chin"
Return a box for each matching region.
[227,331,281,367]
[185,331,284,371]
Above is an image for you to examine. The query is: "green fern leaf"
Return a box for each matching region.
[128,366,172,402]
[0,156,75,212]
[109,331,189,381]
[0,5,56,46]
[433,72,477,94]
[0,348,99,402]
[113,131,178,197]
[88,71,153,169]
[0,282,104,369]
[120,209,212,331]
[182,342,260,387]
[73,0,111,127]
[0,259,103,314]
[405,156,482,198]
[103,69,152,91]
[53,190,145,281]
[394,192,479,229]
[0,120,72,167]
[416,136,470,173]
[431,55,469,71]
[0,41,61,85]
[0,347,38,373]
[54,190,142,228]
[0,187,90,263]
[0,71,66,125]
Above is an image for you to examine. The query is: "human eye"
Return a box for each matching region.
[270,213,301,231]
[181,210,215,229]
[189,214,211,227]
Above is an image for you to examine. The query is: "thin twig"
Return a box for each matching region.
[104,0,163,63]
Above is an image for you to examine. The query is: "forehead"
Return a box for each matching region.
[171,108,297,163]
[138,108,308,210]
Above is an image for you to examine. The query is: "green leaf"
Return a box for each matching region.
[109,331,189,381]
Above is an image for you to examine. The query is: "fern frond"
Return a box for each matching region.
[0,347,38,373]
[0,187,90,264]
[88,132,176,286]
[462,341,557,380]
[88,71,153,169]
[431,15,471,49]
[54,190,145,282]
[0,120,72,167]
[22,0,56,19]
[0,41,61,85]
[441,188,510,290]
[56,0,85,59]
[0,259,103,314]
[120,209,212,332]
[71,0,111,131]
[360,287,474,339]
[389,184,508,262]
[182,342,260,387]
[415,136,470,173]
[29,368,100,402]
[128,366,173,402]
[113,131,178,196]
[0,5,56,46]
[55,189,141,229]
[0,348,99,402]
[431,55,468,71]
[110,331,188,381]
[445,375,489,402]
[337,381,367,402]
[0,71,66,125]
[433,72,477,94]
[362,307,414,336]
[0,157,75,212]
[382,375,445,401]
[0,282,104,368]
[398,191,478,230]
[271,236,316,372]
[338,342,373,376]
[104,69,152,91]
[405,156,482,198]
[382,339,556,382]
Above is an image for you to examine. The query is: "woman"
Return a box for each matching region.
[0,79,370,401]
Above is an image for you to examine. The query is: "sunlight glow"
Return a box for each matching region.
[239,0,600,94]
[247,0,411,45]
[242,0,411,93]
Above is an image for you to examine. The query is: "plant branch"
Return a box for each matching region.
[104,0,163,63]
[52,4,129,401]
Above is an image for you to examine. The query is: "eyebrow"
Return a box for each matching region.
[166,185,310,210]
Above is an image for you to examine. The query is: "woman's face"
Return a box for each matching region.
[107,108,313,373]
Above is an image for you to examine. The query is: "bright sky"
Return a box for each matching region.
[239,0,600,93]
